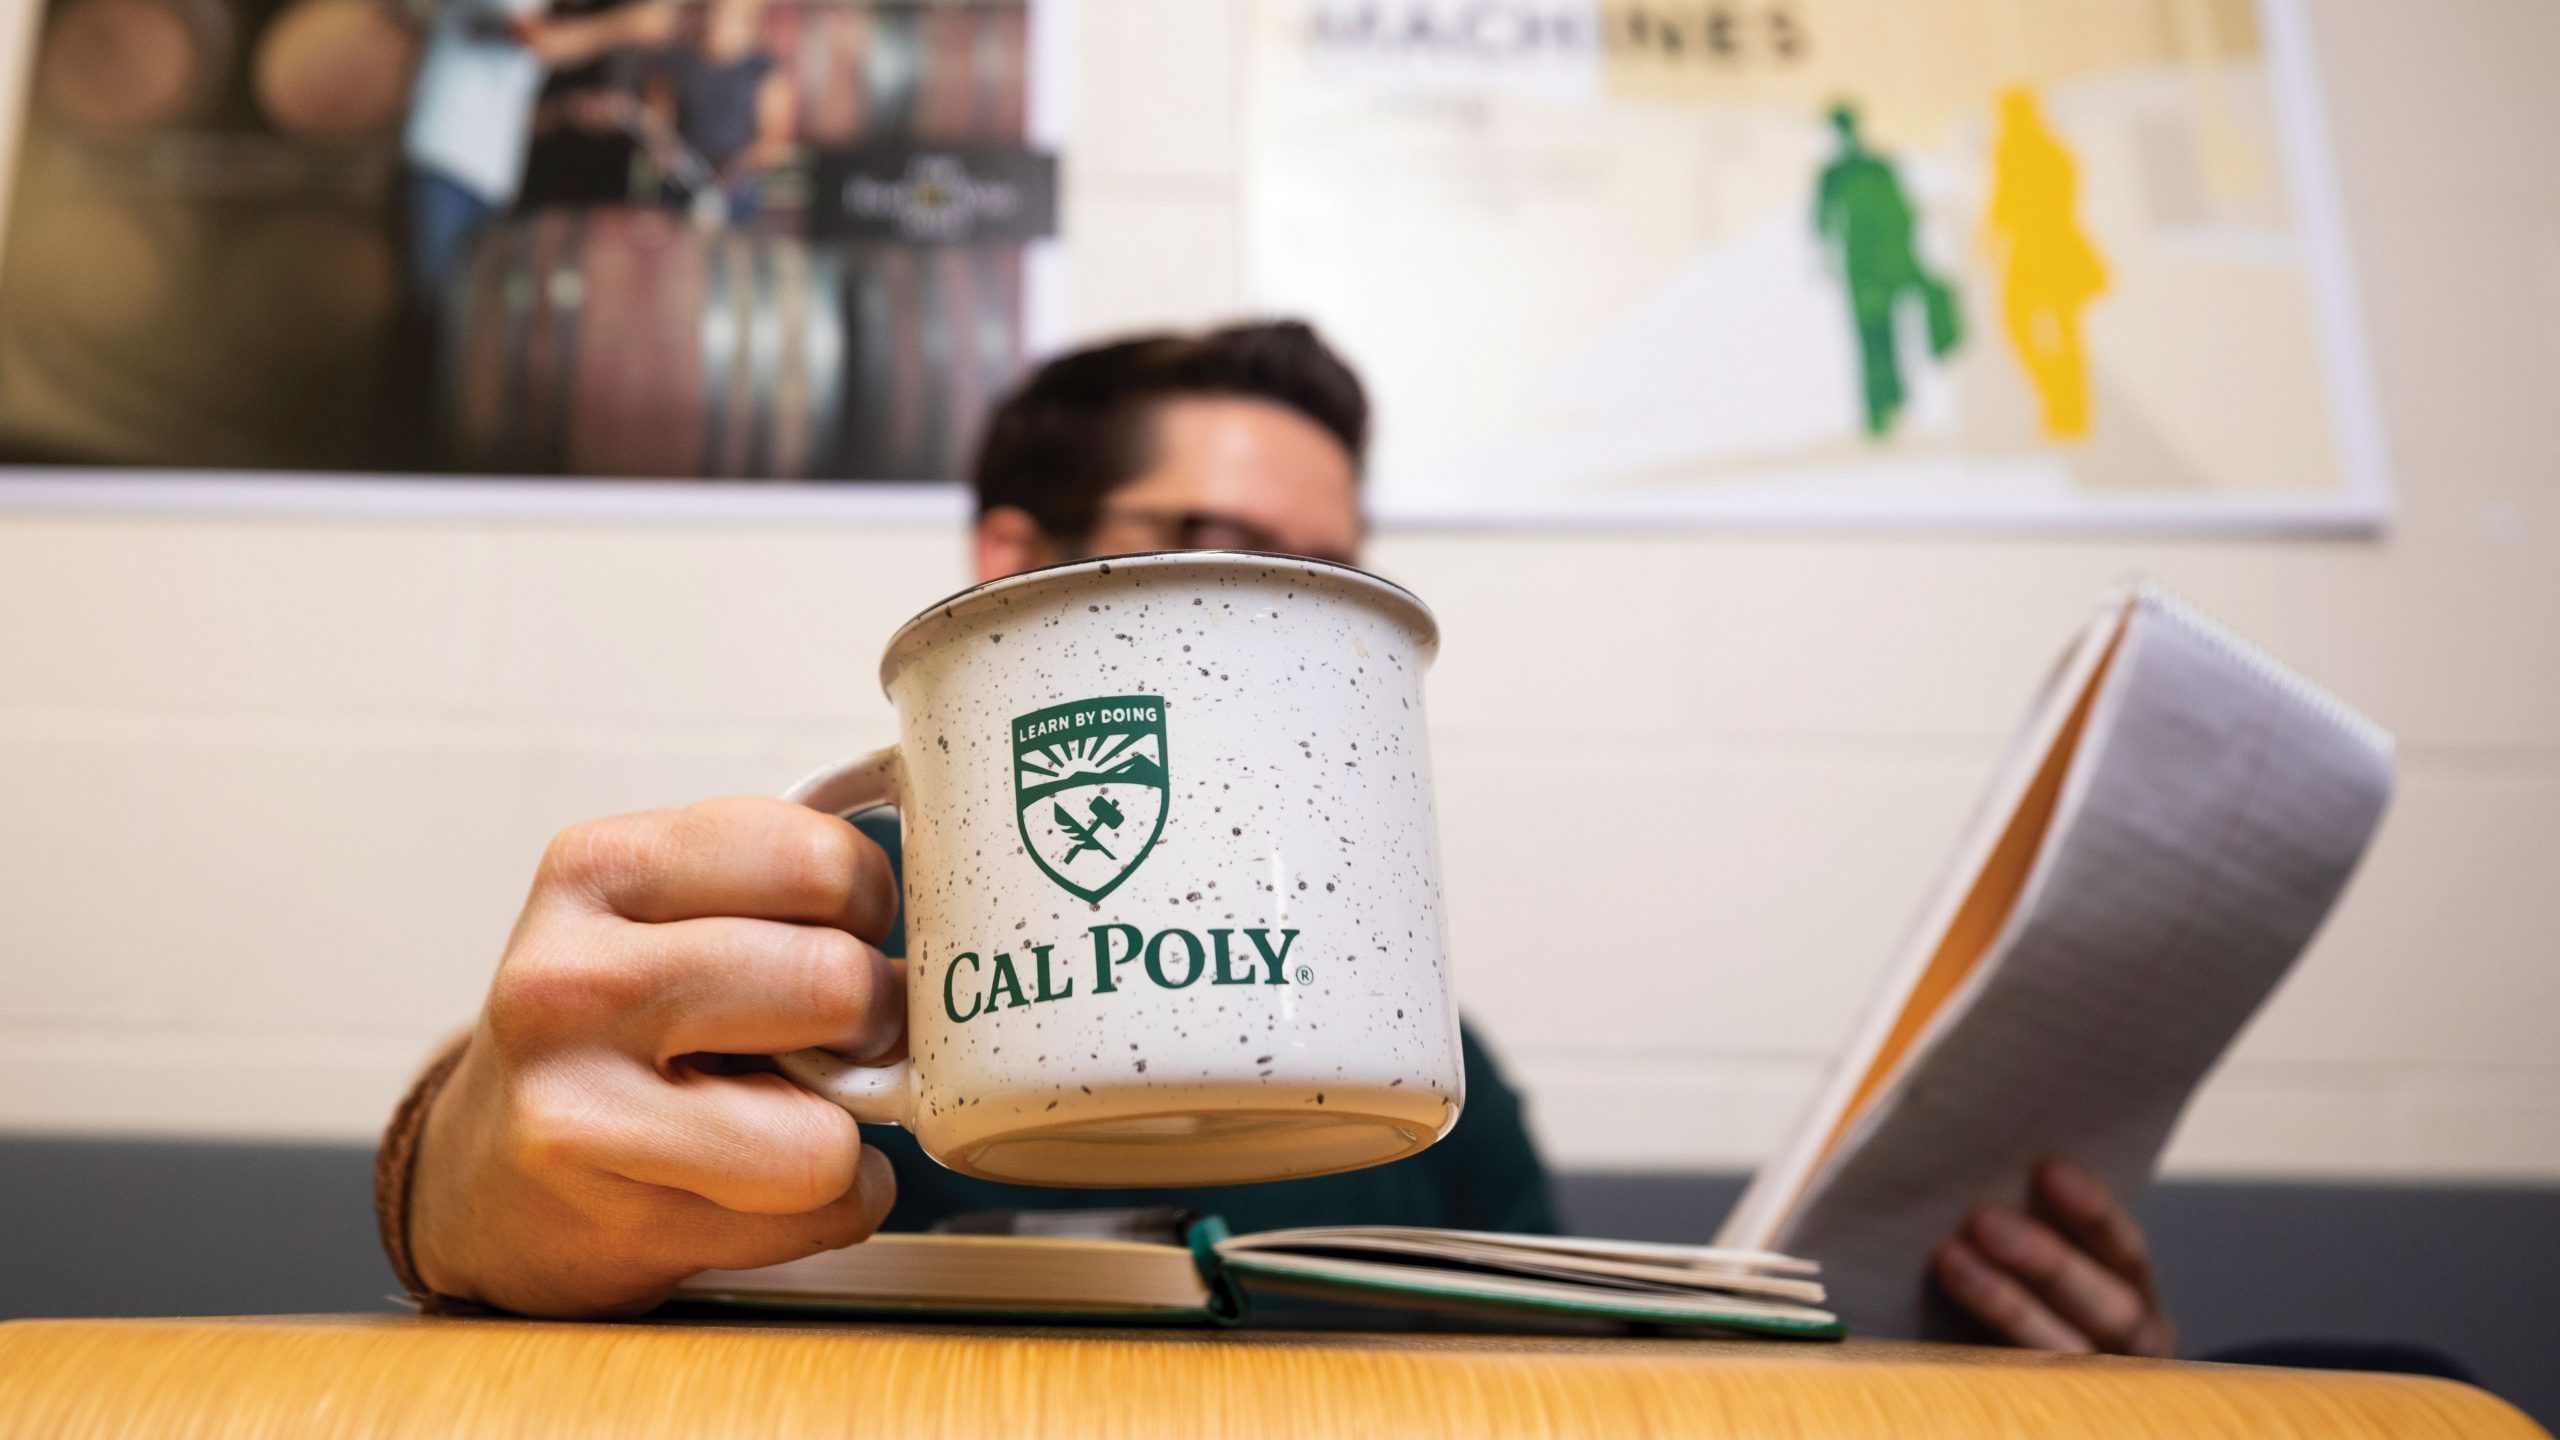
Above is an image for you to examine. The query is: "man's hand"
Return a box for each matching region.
[1930,1158,2177,1356]
[406,798,905,1317]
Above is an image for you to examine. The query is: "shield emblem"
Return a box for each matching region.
[1012,694,1170,904]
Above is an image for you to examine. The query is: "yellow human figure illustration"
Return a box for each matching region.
[1983,88,2109,439]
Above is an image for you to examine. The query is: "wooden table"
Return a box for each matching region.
[0,1314,2542,1439]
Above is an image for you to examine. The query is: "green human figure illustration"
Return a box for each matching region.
[1983,86,2109,439]
[1814,102,1962,438]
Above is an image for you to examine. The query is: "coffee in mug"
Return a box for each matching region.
[776,551,1462,1187]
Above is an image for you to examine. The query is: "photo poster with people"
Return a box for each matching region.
[1243,0,2391,530]
[0,0,1068,509]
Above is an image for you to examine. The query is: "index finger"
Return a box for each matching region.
[2032,1158,2156,1291]
[545,797,899,941]
[1966,1207,2152,1354]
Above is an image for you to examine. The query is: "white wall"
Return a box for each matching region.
[2,0,2555,1182]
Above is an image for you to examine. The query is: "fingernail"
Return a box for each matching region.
[856,1144,896,1230]
[836,1029,899,1065]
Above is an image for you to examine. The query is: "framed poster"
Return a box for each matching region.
[0,0,1068,518]
[1245,0,2389,531]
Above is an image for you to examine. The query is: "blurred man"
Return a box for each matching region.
[380,323,2175,1357]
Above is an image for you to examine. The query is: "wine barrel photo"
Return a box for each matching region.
[446,207,845,479]
[213,204,399,363]
[835,238,1022,481]
[3,194,187,345]
[444,209,1029,482]
[760,1,1028,147]
[35,0,236,133]
[252,0,420,142]
[0,192,395,468]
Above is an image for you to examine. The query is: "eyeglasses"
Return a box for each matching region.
[1086,506,1360,569]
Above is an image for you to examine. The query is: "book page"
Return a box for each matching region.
[1770,596,2395,1337]
[1221,1230,1826,1304]
[1810,621,2124,1170]
[676,1232,1209,1314]
[1231,1226,1816,1273]
[1217,1251,1838,1330]
[1719,595,2130,1249]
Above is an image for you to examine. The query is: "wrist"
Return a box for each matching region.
[374,1031,478,1308]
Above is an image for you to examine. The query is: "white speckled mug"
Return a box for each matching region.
[775,552,1463,1187]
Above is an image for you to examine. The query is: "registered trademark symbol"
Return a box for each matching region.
[1294,963,1315,986]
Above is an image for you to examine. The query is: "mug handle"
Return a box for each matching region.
[771,746,917,1129]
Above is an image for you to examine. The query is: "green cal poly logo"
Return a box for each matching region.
[943,692,1300,1024]
[1012,694,1169,903]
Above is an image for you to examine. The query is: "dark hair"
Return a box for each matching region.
[968,320,1368,539]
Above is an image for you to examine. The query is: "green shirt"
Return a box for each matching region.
[856,813,1559,1237]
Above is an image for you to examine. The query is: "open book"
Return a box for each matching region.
[1716,582,2396,1337]
[676,1208,1842,1339]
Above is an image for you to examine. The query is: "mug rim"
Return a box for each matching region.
[880,550,1438,693]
